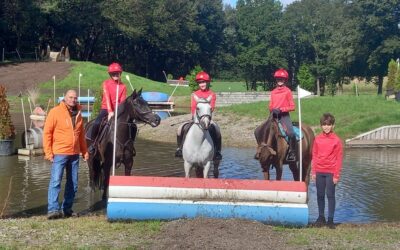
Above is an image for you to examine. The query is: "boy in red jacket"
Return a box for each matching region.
[311,113,343,229]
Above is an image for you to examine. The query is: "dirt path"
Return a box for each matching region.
[0,62,72,95]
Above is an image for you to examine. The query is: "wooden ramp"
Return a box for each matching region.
[346,125,400,147]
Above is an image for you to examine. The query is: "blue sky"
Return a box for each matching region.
[223,0,296,8]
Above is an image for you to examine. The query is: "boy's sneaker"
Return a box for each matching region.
[47,211,62,220]
[327,218,336,229]
[313,216,326,227]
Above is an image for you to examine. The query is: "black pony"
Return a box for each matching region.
[85,89,161,199]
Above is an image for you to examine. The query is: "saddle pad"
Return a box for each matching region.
[278,122,303,142]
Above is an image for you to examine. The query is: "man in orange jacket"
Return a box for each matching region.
[43,89,89,219]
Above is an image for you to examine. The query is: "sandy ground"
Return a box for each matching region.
[138,112,263,148]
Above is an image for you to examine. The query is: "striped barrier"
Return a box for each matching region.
[107,176,309,226]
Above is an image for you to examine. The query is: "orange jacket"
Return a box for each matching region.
[43,101,87,160]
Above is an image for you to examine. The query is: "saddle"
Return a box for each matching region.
[277,121,304,143]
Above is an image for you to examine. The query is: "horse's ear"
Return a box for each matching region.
[138,88,142,96]
[206,95,212,103]
[130,88,137,98]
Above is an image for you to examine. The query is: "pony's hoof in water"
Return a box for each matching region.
[214,152,222,161]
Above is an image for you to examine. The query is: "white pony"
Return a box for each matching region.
[182,95,216,178]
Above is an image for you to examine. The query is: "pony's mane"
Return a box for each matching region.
[197,98,210,104]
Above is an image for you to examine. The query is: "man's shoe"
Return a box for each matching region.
[175,148,182,158]
[47,211,62,220]
[63,210,78,218]
[313,216,326,227]
[286,151,296,162]
[214,152,222,161]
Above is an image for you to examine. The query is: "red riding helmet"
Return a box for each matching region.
[273,68,289,80]
[195,71,211,83]
[108,62,123,73]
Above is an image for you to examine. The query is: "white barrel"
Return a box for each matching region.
[22,128,43,149]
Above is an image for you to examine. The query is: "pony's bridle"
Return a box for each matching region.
[196,112,212,130]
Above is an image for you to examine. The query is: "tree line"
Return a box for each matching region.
[1,0,399,95]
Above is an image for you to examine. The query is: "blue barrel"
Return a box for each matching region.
[141,92,169,102]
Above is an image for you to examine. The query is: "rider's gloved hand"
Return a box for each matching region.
[107,111,114,121]
[272,108,281,116]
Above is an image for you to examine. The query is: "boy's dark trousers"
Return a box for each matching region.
[316,172,336,222]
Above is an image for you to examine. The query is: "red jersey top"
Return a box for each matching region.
[191,89,216,115]
[269,86,295,113]
[101,79,127,112]
[311,132,344,179]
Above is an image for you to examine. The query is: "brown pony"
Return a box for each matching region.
[254,115,314,184]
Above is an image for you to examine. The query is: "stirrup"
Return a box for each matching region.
[175,148,182,158]
[286,151,296,162]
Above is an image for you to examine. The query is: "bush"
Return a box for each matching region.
[386,59,397,91]
[0,85,16,140]
[297,64,315,93]
[186,65,203,92]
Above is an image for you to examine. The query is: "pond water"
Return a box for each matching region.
[0,138,399,224]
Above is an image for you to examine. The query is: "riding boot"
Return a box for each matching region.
[209,124,222,160]
[175,134,183,157]
[175,122,191,158]
[286,134,297,162]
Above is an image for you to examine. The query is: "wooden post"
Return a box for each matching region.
[2,48,4,62]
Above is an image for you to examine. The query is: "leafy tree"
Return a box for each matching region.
[186,65,203,91]
[349,0,400,95]
[236,0,285,91]
[297,64,315,93]
[386,59,397,91]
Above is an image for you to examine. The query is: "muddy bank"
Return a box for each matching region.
[137,112,263,148]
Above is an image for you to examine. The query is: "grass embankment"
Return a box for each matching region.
[220,95,400,141]
[0,216,399,249]
[0,215,161,249]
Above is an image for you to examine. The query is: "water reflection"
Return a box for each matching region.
[0,140,399,224]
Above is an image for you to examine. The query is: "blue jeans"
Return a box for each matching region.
[48,154,79,214]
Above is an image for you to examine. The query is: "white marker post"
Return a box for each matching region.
[53,75,56,107]
[87,89,90,120]
[78,73,82,104]
[297,86,312,182]
[125,75,134,91]
[112,84,120,176]
[20,95,28,149]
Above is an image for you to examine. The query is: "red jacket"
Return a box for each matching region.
[269,86,295,113]
[101,79,127,112]
[311,132,343,179]
[43,101,87,160]
[191,89,216,115]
